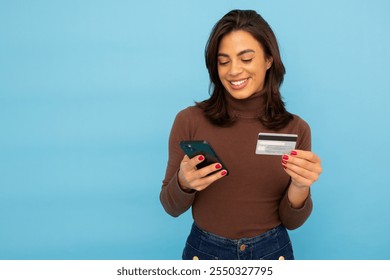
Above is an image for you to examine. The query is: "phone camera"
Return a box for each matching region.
[185,144,194,151]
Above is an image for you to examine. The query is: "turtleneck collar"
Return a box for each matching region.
[225,90,267,119]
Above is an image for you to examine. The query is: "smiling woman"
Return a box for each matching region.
[160,9,322,260]
[217,30,273,99]
[199,10,291,129]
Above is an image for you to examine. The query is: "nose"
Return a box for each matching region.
[229,60,243,76]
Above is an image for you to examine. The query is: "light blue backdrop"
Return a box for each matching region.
[1,0,389,260]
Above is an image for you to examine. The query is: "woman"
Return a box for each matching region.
[160,9,322,260]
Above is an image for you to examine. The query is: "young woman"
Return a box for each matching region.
[160,9,322,260]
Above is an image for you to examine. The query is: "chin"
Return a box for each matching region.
[229,90,255,100]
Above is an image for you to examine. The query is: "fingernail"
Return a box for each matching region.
[282,155,289,160]
[283,165,287,169]
[281,160,287,165]
[215,163,222,169]
[198,155,204,161]
[221,170,227,176]
[290,150,297,156]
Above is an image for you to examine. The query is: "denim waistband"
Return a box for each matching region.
[192,222,287,245]
[182,222,294,260]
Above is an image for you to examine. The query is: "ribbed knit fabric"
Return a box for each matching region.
[160,92,313,239]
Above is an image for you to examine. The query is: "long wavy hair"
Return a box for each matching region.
[197,9,293,129]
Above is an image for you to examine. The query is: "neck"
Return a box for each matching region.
[225,90,266,119]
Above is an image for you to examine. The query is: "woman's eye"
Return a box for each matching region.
[218,61,230,66]
[242,58,253,63]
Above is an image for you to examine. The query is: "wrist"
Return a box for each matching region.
[180,184,196,194]
[288,183,310,209]
[289,179,311,190]
[177,172,196,194]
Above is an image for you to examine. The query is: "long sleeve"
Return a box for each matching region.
[279,191,313,230]
[278,117,313,229]
[160,171,196,217]
[160,108,196,217]
[160,104,315,238]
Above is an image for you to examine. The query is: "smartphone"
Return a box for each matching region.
[179,140,229,175]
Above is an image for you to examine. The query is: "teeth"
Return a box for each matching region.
[230,79,247,86]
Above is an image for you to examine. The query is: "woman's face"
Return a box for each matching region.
[217,30,273,100]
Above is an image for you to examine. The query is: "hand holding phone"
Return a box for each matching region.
[179,140,229,175]
[177,140,229,192]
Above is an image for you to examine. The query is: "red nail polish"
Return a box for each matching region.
[290,150,298,156]
[281,160,287,165]
[221,170,227,176]
[198,155,204,161]
[282,155,289,160]
[215,163,222,169]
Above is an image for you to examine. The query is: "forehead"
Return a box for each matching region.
[218,30,263,54]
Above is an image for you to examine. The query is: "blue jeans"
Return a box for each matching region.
[182,223,294,260]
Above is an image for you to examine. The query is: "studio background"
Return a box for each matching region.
[1,0,389,259]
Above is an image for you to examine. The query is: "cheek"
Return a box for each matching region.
[253,66,268,81]
[217,68,228,83]
[217,66,223,76]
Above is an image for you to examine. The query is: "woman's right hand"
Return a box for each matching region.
[178,155,228,192]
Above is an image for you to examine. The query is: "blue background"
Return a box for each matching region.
[1,0,389,260]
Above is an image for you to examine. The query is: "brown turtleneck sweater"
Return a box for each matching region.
[160,92,313,239]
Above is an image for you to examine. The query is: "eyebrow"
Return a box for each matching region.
[218,49,255,58]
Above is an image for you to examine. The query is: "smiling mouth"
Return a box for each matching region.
[230,79,248,86]
[229,78,249,90]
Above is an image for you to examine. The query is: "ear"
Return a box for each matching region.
[266,57,273,70]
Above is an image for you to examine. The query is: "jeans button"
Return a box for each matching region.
[239,244,246,251]
[278,256,285,260]
[193,256,199,260]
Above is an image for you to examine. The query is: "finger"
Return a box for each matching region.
[191,168,227,190]
[285,161,320,182]
[282,153,322,174]
[191,169,228,191]
[180,154,205,172]
[290,150,321,164]
[283,167,314,188]
[178,155,205,189]
[282,159,320,189]
[197,162,223,178]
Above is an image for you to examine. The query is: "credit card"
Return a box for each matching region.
[255,133,298,155]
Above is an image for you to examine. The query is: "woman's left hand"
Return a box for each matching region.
[282,150,322,189]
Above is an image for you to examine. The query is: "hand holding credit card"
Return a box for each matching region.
[256,133,298,155]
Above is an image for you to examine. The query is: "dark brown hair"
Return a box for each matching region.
[197,9,293,129]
